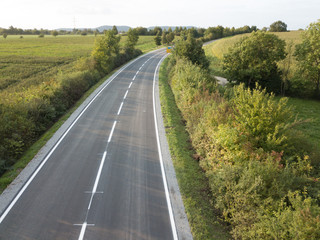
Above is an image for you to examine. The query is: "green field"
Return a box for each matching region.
[0,35,157,95]
[0,34,158,188]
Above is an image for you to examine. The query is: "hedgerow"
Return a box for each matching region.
[167,54,320,239]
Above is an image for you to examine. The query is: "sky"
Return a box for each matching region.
[1,0,319,30]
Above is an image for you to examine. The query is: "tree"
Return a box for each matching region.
[162,32,168,45]
[173,33,209,69]
[154,31,161,46]
[295,20,320,98]
[3,33,7,39]
[51,30,58,37]
[152,27,162,36]
[91,30,120,74]
[269,20,287,32]
[166,32,175,44]
[112,25,118,35]
[223,31,286,93]
[126,28,139,49]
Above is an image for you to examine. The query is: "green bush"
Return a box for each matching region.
[223,31,286,93]
[166,54,320,239]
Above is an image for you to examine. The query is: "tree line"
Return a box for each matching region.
[2,21,286,39]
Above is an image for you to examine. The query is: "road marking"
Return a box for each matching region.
[132,75,136,81]
[117,102,124,115]
[123,90,129,100]
[152,53,178,240]
[128,82,132,89]
[108,121,117,143]
[78,222,87,240]
[0,49,166,224]
[87,151,107,210]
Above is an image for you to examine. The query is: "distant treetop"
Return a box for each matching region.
[269,20,287,32]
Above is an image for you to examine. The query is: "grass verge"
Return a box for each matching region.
[158,57,231,239]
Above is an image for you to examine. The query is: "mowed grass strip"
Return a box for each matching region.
[159,58,231,240]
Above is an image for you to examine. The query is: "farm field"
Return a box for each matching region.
[0,35,157,94]
[0,34,158,180]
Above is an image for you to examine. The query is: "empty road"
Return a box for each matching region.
[0,49,178,239]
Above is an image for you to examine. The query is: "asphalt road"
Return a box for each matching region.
[0,49,177,239]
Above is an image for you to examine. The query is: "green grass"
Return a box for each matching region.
[285,97,320,147]
[159,57,231,239]
[0,35,156,93]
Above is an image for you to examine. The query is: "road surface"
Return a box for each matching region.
[0,49,180,240]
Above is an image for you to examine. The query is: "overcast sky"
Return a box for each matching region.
[1,0,319,30]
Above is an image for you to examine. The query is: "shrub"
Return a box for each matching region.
[223,31,286,93]
[166,55,320,238]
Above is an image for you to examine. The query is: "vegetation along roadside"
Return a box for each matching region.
[0,30,157,192]
[163,21,320,238]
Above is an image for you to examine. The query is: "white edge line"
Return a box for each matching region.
[152,53,178,240]
[0,49,165,224]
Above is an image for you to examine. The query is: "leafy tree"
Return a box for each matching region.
[295,20,320,98]
[223,31,286,93]
[152,26,162,36]
[51,30,58,37]
[162,32,168,45]
[134,27,148,35]
[173,33,209,69]
[154,31,161,46]
[112,25,118,35]
[91,30,120,74]
[270,20,287,32]
[3,33,7,39]
[166,32,175,44]
[126,28,139,49]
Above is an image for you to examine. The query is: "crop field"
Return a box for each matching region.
[0,35,156,95]
[0,34,157,180]
[204,31,303,59]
